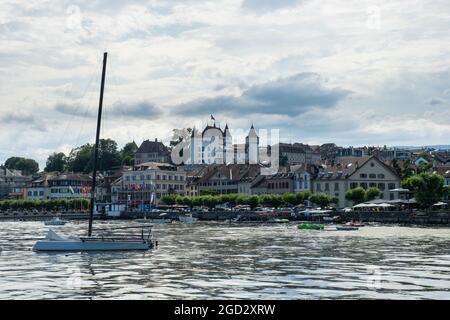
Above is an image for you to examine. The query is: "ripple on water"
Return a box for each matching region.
[0,221,449,299]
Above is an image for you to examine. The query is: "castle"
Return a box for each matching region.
[189,121,260,165]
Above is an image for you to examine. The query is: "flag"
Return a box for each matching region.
[211,114,215,120]
[128,182,131,190]
[69,186,75,194]
[134,183,140,191]
[81,186,87,193]
[150,192,154,204]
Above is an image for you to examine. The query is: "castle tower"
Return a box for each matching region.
[245,123,259,164]
[223,123,234,165]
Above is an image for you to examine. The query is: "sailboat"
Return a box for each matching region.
[33,52,154,251]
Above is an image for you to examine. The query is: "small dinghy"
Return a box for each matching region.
[297,223,324,230]
[44,217,67,226]
[137,212,172,224]
[336,225,359,231]
[346,220,365,227]
[179,214,198,224]
[269,218,290,224]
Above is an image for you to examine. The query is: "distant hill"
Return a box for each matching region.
[394,145,450,150]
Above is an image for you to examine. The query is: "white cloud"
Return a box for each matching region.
[1,0,450,169]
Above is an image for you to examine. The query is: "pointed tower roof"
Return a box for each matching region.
[223,123,231,137]
[247,123,258,137]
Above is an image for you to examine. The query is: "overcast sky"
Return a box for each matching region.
[1,0,450,169]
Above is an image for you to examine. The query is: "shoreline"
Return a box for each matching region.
[0,210,449,225]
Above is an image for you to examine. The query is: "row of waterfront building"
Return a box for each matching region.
[6,153,448,209]
[2,124,450,209]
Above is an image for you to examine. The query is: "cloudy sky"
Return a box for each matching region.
[1,0,450,169]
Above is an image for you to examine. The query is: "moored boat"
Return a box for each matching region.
[33,52,155,252]
[44,217,67,226]
[336,225,359,231]
[346,220,365,227]
[33,227,153,251]
[179,214,198,224]
[297,223,324,230]
[271,218,290,223]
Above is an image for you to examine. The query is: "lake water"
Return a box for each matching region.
[0,221,449,299]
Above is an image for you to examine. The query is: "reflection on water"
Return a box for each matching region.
[0,221,449,299]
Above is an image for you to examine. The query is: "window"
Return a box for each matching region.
[369,174,376,179]
[378,183,385,190]
[388,183,396,190]
[335,183,339,191]
[390,193,394,200]
[360,183,368,189]
[140,175,145,180]
[377,174,385,179]
[316,184,321,191]
[156,175,160,180]
[360,173,367,178]
[325,183,329,191]
[350,182,358,189]
[369,183,376,188]
[169,176,173,180]
[28,191,32,196]
[370,162,375,167]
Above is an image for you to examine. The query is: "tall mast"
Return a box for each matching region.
[88,52,108,237]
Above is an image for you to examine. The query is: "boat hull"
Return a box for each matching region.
[336,226,359,231]
[33,240,151,251]
[297,223,324,230]
[179,216,198,223]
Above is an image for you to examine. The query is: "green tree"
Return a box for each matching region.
[282,193,298,206]
[245,195,260,209]
[402,173,445,208]
[330,196,339,205]
[120,141,137,166]
[202,195,220,209]
[4,157,39,175]
[345,187,366,204]
[365,187,381,201]
[44,152,67,172]
[66,143,94,173]
[309,192,332,208]
[160,194,178,205]
[417,162,433,174]
[66,138,122,173]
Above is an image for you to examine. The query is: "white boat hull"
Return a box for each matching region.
[44,221,66,226]
[179,216,198,224]
[137,219,171,224]
[33,239,150,251]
